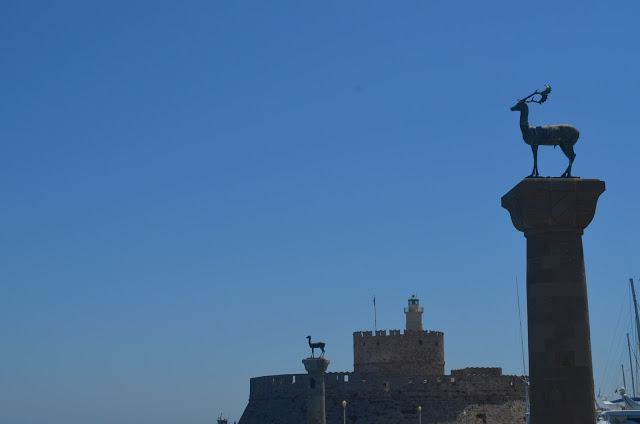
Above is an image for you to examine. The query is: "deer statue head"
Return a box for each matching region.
[510,85,552,112]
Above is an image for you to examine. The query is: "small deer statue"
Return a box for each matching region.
[510,85,580,178]
[306,335,325,358]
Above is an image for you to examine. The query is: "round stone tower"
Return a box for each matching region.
[404,295,423,331]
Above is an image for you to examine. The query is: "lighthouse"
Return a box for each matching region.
[404,295,423,331]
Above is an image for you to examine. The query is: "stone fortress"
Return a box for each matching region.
[239,296,527,424]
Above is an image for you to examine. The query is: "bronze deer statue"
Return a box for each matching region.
[306,336,325,358]
[510,86,580,178]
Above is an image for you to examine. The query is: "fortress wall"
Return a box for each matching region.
[325,372,525,402]
[353,330,445,375]
[248,374,307,400]
[323,398,526,424]
[241,371,526,424]
[239,397,305,424]
[247,371,525,402]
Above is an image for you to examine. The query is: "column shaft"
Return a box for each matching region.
[526,230,594,423]
[302,358,330,424]
[502,178,605,424]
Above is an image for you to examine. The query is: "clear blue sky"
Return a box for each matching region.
[2,1,639,423]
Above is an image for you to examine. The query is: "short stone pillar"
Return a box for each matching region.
[502,178,605,424]
[302,357,330,424]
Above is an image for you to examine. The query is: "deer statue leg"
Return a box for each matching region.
[530,145,539,177]
[560,144,576,178]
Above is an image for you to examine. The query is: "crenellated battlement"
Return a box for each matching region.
[353,329,444,338]
[452,367,503,376]
[248,371,526,402]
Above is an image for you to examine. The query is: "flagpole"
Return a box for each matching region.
[373,295,377,333]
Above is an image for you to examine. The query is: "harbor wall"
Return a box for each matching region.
[239,370,526,424]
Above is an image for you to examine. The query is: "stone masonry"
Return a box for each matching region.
[302,358,330,424]
[353,329,444,375]
[240,370,525,424]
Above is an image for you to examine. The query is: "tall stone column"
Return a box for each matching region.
[302,357,330,424]
[502,178,605,424]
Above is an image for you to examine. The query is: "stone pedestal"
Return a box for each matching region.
[302,358,330,424]
[502,178,605,424]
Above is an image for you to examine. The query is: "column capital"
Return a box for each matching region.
[501,178,605,235]
[302,358,330,374]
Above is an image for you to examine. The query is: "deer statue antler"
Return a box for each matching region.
[519,85,552,104]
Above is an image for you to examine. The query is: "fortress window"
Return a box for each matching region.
[345,375,349,382]
[384,382,390,392]
[419,340,423,345]
[451,377,455,383]
[293,376,296,384]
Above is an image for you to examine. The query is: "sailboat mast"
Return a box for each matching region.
[623,364,627,390]
[629,278,640,396]
[515,277,527,375]
[627,332,637,396]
